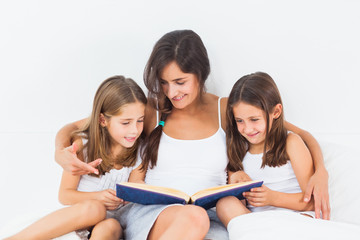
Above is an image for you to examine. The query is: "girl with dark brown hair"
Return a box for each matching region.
[216,72,315,230]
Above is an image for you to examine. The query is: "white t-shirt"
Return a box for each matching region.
[243,151,301,212]
[77,139,140,192]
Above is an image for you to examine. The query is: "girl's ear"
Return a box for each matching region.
[99,113,107,127]
[272,104,282,119]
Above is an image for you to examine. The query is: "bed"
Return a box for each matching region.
[0,139,359,239]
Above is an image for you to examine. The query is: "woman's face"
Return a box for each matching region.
[159,61,200,109]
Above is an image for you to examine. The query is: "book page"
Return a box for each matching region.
[191,180,262,201]
[119,182,191,202]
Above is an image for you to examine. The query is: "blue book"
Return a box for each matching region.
[116,180,263,210]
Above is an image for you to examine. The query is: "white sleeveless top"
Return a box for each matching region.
[243,151,301,212]
[77,139,140,192]
[145,98,228,196]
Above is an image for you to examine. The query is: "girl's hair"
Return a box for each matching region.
[73,75,147,176]
[226,72,288,172]
[141,29,210,170]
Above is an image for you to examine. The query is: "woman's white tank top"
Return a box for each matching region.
[145,97,228,196]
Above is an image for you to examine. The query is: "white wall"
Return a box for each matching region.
[0,0,359,228]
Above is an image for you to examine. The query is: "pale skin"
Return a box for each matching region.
[6,103,146,240]
[55,65,329,239]
[217,103,314,227]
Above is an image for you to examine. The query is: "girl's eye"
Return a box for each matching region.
[122,122,130,125]
[235,119,243,123]
[137,119,144,123]
[160,80,167,85]
[176,81,185,85]
[251,119,259,122]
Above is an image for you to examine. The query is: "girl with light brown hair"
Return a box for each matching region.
[6,76,147,240]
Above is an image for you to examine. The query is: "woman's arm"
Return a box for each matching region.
[143,102,157,135]
[128,164,146,183]
[55,118,101,175]
[228,170,252,184]
[244,133,314,211]
[284,121,330,219]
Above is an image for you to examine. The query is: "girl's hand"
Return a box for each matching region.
[96,189,124,210]
[58,143,102,175]
[303,169,330,219]
[243,185,274,207]
[228,171,252,184]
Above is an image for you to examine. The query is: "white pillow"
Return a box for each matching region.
[320,141,360,225]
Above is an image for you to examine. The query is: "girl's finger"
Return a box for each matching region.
[250,187,264,192]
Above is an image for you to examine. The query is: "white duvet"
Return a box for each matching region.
[1,140,360,239]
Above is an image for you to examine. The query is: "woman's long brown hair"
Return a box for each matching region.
[141,30,210,170]
[72,76,147,176]
[226,72,288,172]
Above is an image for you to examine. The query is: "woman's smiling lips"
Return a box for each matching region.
[172,94,186,101]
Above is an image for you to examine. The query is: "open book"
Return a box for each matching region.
[116,180,263,210]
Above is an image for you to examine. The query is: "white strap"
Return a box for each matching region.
[218,97,222,126]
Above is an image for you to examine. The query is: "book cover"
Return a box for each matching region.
[116,180,263,210]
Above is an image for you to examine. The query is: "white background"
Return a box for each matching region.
[0,0,359,228]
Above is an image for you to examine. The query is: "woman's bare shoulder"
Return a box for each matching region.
[204,93,229,130]
[220,97,228,130]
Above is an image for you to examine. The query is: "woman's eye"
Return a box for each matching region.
[176,81,185,85]
[251,119,259,122]
[137,119,144,123]
[122,122,130,125]
[160,80,167,85]
[236,119,243,123]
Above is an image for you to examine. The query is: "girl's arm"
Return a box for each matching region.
[244,133,314,211]
[58,139,122,210]
[285,121,330,219]
[55,118,101,175]
[58,171,122,210]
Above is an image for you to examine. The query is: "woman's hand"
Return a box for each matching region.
[243,185,274,207]
[303,168,330,219]
[96,189,124,210]
[56,143,102,175]
[228,170,252,184]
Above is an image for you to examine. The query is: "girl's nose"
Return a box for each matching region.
[243,123,252,134]
[130,122,138,134]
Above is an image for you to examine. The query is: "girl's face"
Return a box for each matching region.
[160,61,200,109]
[102,101,145,154]
[233,102,271,149]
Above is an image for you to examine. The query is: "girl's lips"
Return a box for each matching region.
[125,137,136,142]
[247,132,259,137]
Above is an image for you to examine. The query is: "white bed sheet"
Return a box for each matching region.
[0,140,359,239]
